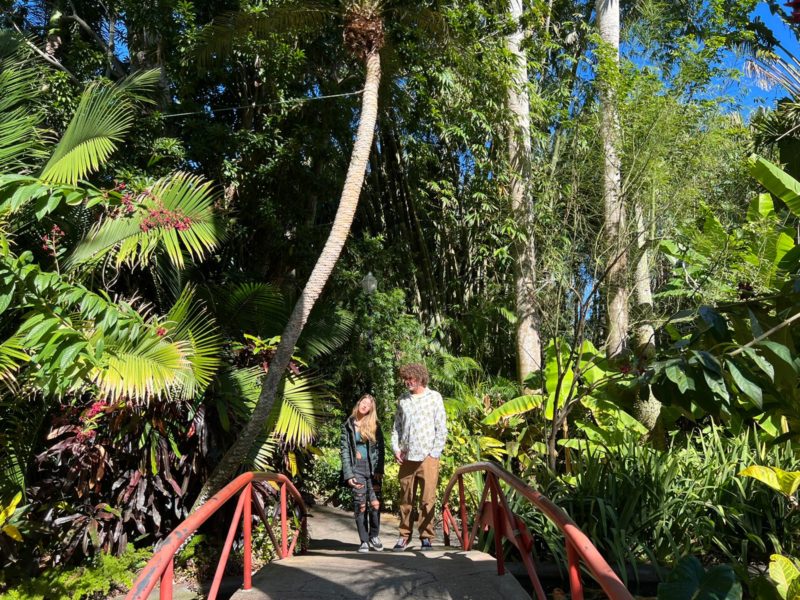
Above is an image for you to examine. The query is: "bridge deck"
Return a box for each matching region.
[232,503,529,600]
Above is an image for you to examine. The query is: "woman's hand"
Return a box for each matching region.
[348,478,363,489]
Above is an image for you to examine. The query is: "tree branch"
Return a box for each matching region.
[728,310,800,357]
[64,3,126,78]
[9,21,79,84]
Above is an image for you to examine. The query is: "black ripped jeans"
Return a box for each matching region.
[351,457,381,543]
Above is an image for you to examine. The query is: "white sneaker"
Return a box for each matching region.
[369,536,383,551]
[358,542,370,553]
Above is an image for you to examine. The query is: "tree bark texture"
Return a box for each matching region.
[596,0,628,360]
[633,200,654,357]
[507,0,542,382]
[194,51,382,508]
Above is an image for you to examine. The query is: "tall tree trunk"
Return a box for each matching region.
[507,0,542,383]
[633,197,663,443]
[596,0,628,360]
[633,200,654,357]
[194,51,382,507]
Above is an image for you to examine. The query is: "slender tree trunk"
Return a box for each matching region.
[596,0,628,360]
[194,51,381,507]
[632,197,663,442]
[507,0,542,383]
[633,201,654,357]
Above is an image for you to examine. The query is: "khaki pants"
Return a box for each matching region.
[398,456,439,540]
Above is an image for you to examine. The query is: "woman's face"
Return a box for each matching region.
[357,397,373,416]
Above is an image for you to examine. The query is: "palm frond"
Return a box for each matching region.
[268,373,328,448]
[0,336,28,393]
[94,335,191,402]
[212,282,286,337]
[164,285,223,399]
[0,391,45,495]
[68,172,223,269]
[196,3,332,67]
[40,82,135,185]
[296,307,354,360]
[0,66,46,173]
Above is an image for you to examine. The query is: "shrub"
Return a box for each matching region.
[0,546,151,600]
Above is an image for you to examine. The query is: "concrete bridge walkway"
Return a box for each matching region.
[232,503,529,600]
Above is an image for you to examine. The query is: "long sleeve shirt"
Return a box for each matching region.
[391,388,447,461]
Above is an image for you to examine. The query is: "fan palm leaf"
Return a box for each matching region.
[0,335,27,393]
[296,307,354,361]
[94,334,191,402]
[68,171,222,269]
[164,285,223,399]
[40,70,161,186]
[211,282,286,338]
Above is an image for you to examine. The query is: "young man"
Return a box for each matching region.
[390,362,447,552]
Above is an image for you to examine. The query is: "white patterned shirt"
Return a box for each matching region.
[391,388,447,461]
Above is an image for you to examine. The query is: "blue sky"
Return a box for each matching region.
[735,3,800,113]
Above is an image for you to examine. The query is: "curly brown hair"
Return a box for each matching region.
[398,363,429,387]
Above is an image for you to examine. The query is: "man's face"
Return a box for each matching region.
[403,376,423,394]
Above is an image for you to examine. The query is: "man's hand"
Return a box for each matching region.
[348,478,363,489]
[394,450,405,464]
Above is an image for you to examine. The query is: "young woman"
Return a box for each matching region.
[340,394,385,552]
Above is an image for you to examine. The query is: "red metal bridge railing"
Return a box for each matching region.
[441,462,633,600]
[126,472,307,600]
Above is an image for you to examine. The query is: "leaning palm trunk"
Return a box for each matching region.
[507,0,542,384]
[194,51,382,507]
[596,0,628,360]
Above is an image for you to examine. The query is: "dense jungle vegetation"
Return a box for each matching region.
[1,0,800,598]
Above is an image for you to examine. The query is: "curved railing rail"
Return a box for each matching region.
[441,462,633,600]
[127,472,308,600]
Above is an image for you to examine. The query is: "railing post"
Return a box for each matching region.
[458,475,469,550]
[159,558,173,600]
[567,540,584,600]
[208,491,246,600]
[280,481,288,558]
[243,483,252,590]
[490,475,505,576]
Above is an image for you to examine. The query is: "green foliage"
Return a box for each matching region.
[657,555,743,600]
[0,546,152,600]
[768,554,800,600]
[523,426,800,577]
[739,466,800,501]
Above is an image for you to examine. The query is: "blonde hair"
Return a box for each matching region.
[351,394,378,443]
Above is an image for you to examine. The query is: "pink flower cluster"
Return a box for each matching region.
[75,429,97,442]
[156,327,168,337]
[120,193,136,214]
[140,206,192,233]
[86,401,108,418]
[40,224,65,256]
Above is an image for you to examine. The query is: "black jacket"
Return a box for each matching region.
[340,417,385,481]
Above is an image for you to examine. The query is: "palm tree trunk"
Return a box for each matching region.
[507,0,542,383]
[194,51,382,507]
[596,0,628,360]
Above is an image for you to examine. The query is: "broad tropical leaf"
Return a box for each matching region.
[739,465,800,498]
[749,155,800,216]
[482,394,543,425]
